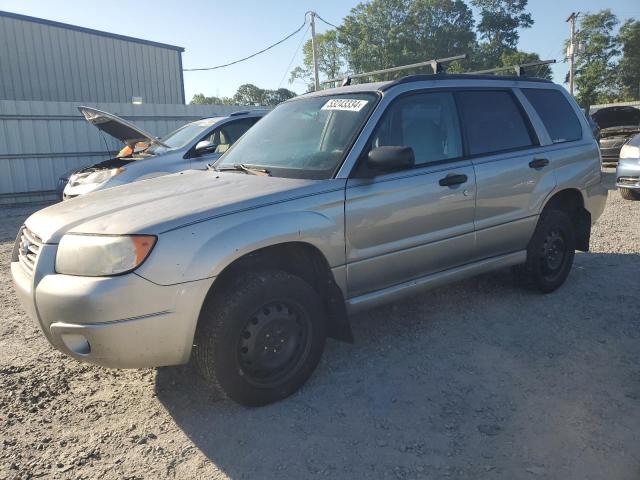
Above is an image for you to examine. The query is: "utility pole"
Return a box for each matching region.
[309,11,320,91]
[566,12,579,96]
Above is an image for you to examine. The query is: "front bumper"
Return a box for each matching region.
[11,243,214,368]
[616,157,640,190]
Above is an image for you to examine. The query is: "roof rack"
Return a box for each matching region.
[379,73,553,91]
[469,59,556,77]
[322,54,467,88]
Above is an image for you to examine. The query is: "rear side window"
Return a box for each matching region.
[522,89,582,143]
[456,90,534,156]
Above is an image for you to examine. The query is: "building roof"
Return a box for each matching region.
[0,10,185,52]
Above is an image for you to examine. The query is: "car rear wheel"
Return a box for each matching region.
[521,209,576,293]
[194,269,326,407]
[620,188,640,201]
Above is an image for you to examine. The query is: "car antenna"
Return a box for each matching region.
[321,53,468,88]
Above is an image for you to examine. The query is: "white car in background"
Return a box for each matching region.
[61,107,266,199]
[616,133,640,200]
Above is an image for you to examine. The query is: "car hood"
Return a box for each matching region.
[26,170,338,243]
[79,106,168,147]
[592,106,640,130]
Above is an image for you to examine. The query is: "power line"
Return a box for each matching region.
[315,13,362,45]
[314,13,340,30]
[278,24,310,89]
[183,16,307,72]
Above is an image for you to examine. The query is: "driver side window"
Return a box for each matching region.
[201,118,259,154]
[359,91,463,176]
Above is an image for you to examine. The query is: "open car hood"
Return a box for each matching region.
[78,106,169,147]
[592,106,640,130]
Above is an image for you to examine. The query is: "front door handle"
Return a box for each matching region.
[529,158,549,169]
[439,174,468,187]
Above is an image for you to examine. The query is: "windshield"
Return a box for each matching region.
[216,93,378,179]
[147,118,222,154]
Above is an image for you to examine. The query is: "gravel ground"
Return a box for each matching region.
[1,169,639,480]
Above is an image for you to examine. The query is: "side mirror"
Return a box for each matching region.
[367,146,415,172]
[195,140,218,156]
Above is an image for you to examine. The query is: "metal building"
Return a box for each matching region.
[0,10,185,104]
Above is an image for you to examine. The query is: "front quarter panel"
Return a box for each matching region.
[135,182,347,286]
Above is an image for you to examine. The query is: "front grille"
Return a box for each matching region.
[17,226,43,275]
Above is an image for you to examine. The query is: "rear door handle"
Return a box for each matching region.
[439,174,468,187]
[529,158,549,169]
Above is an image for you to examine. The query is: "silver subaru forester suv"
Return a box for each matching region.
[12,75,607,406]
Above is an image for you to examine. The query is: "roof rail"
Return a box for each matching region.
[229,109,271,116]
[379,73,553,91]
[469,59,556,77]
[322,54,467,88]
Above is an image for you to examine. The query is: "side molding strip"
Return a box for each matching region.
[346,251,526,314]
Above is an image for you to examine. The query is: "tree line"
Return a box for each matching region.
[191,0,639,108]
[290,0,552,89]
[191,85,296,107]
[571,10,640,107]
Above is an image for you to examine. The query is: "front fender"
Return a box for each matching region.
[135,189,345,285]
[187,210,342,280]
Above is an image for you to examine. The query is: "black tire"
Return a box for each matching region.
[194,269,326,407]
[620,188,640,201]
[522,209,576,293]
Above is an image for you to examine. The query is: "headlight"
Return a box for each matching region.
[620,143,640,159]
[56,234,156,276]
[71,167,125,186]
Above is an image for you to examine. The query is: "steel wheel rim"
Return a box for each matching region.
[238,301,311,387]
[540,228,566,278]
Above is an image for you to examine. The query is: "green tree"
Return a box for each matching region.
[290,30,346,90]
[262,88,297,105]
[232,84,296,106]
[233,84,265,105]
[617,19,640,100]
[338,0,476,79]
[191,85,295,107]
[471,0,533,68]
[572,10,621,107]
[190,93,224,105]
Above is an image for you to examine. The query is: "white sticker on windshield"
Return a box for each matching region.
[321,99,369,112]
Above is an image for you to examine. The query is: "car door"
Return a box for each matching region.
[454,89,557,260]
[190,117,260,169]
[345,91,476,298]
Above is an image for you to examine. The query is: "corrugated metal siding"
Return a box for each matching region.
[0,14,184,104]
[0,100,264,202]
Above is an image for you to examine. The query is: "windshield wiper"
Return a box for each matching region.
[217,163,271,176]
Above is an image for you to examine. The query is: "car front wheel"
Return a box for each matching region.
[194,269,326,406]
